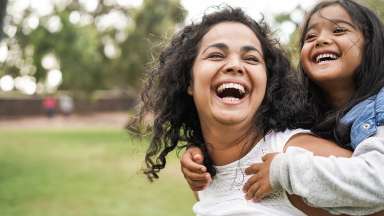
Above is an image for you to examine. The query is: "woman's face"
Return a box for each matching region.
[301,5,364,90]
[188,22,267,129]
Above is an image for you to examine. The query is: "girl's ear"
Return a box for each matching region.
[187,85,193,96]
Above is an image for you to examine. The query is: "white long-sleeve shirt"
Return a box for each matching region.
[270,127,384,215]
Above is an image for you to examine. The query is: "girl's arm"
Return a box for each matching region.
[270,128,384,215]
[194,191,199,201]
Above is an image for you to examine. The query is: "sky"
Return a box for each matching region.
[181,0,317,43]
[182,0,315,22]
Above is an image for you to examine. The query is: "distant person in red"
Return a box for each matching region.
[42,96,57,118]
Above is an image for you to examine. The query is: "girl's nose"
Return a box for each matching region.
[315,33,332,48]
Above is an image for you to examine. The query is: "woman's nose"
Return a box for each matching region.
[224,57,244,74]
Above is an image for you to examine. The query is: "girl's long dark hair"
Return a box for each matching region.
[299,0,384,147]
[132,7,314,181]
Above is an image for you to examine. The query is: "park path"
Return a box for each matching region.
[0,112,130,129]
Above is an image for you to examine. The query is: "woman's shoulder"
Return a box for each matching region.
[266,129,311,152]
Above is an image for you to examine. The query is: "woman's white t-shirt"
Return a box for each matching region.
[193,129,309,216]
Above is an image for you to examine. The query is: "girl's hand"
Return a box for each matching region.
[180,146,212,191]
[243,153,278,201]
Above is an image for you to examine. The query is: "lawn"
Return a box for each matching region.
[0,128,195,216]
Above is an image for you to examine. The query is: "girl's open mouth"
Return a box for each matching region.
[313,52,340,64]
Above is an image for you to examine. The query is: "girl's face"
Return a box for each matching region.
[188,22,267,129]
[301,5,364,89]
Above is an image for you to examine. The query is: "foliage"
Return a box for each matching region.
[106,0,186,89]
[0,0,7,38]
[1,0,185,97]
[360,0,384,20]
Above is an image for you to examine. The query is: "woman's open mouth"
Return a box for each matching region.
[215,82,248,103]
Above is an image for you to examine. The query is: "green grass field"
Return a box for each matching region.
[0,128,195,216]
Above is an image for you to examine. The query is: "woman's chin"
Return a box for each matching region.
[212,110,250,126]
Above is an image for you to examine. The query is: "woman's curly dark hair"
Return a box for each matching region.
[132,7,315,181]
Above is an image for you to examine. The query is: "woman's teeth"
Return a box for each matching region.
[216,82,246,99]
[217,83,245,94]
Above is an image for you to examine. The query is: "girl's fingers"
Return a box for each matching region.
[262,152,278,162]
[182,166,210,181]
[191,185,207,191]
[187,175,211,191]
[189,147,204,164]
[245,181,260,200]
[245,163,261,175]
[253,186,269,202]
[190,179,210,190]
[242,174,260,192]
[181,149,207,173]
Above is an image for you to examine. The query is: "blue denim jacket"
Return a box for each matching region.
[340,88,384,149]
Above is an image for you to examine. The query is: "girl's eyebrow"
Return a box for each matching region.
[307,19,358,32]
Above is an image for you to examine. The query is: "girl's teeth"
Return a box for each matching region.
[316,53,338,63]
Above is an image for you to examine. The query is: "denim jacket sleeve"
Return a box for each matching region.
[269,127,384,215]
[344,87,384,149]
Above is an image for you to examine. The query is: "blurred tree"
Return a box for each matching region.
[16,10,103,95]
[105,0,186,89]
[2,0,185,97]
[359,0,384,20]
[0,0,7,39]
[273,6,304,66]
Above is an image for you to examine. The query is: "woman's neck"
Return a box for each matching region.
[200,121,260,166]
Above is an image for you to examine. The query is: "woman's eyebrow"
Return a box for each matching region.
[241,45,263,56]
[201,43,227,54]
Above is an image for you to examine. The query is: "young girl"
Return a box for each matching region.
[135,7,352,216]
[181,0,384,215]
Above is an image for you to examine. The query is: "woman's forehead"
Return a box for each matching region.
[199,22,262,51]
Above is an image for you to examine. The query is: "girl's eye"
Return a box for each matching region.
[334,26,347,34]
[243,56,259,64]
[305,33,317,42]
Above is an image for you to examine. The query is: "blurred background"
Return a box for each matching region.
[0,0,383,215]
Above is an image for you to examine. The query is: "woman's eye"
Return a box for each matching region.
[207,53,224,60]
[244,56,259,64]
